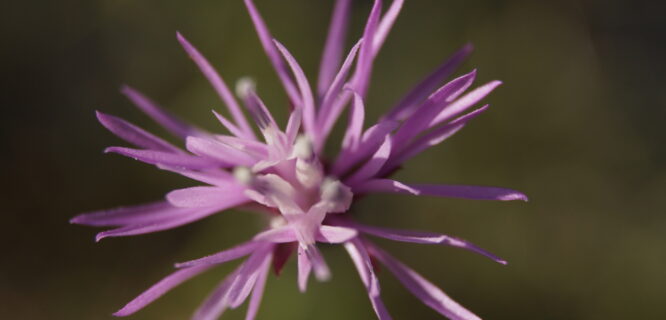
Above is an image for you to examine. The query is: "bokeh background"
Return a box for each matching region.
[2,0,665,319]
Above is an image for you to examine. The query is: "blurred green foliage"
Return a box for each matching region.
[1,0,664,319]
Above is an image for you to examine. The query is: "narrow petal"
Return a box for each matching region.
[96,111,181,153]
[113,264,213,317]
[369,244,481,320]
[304,244,331,282]
[355,179,528,201]
[317,0,352,98]
[285,107,302,145]
[176,241,261,268]
[272,40,316,138]
[213,110,252,140]
[166,186,247,208]
[344,239,392,320]
[331,120,399,176]
[382,44,473,121]
[345,135,391,186]
[253,226,297,243]
[176,32,255,140]
[297,245,312,292]
[429,80,502,128]
[347,222,506,264]
[186,136,258,166]
[245,253,271,320]
[121,86,202,139]
[372,0,405,56]
[352,179,419,195]
[227,245,273,308]
[71,201,180,227]
[156,165,234,187]
[352,0,382,97]
[340,91,365,152]
[243,0,302,106]
[105,146,218,170]
[316,225,358,243]
[192,267,242,320]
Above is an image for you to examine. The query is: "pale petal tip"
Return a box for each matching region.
[499,192,528,202]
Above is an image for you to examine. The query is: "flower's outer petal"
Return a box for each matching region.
[71,201,181,227]
[382,44,473,122]
[245,252,271,320]
[186,136,258,166]
[176,32,255,140]
[316,225,358,243]
[381,105,489,175]
[166,186,247,208]
[192,267,241,320]
[317,0,352,98]
[121,86,203,139]
[113,264,213,317]
[346,222,506,264]
[297,245,311,292]
[176,241,261,269]
[372,0,404,56]
[331,120,399,176]
[214,135,269,158]
[429,80,502,128]
[253,226,297,243]
[390,70,477,150]
[317,40,362,139]
[368,244,481,320]
[212,110,251,140]
[285,107,302,146]
[345,135,391,185]
[156,165,234,187]
[355,179,528,201]
[104,147,218,170]
[352,0,382,97]
[227,245,273,308]
[96,111,181,153]
[304,244,331,282]
[95,204,241,241]
[243,0,302,106]
[341,91,365,152]
[344,238,392,320]
[272,40,316,139]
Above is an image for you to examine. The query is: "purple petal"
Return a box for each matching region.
[253,226,297,243]
[186,136,258,166]
[285,108,302,145]
[429,80,502,128]
[156,165,234,187]
[176,241,261,268]
[340,91,365,152]
[243,0,302,106]
[304,244,331,282]
[113,264,213,317]
[192,267,241,320]
[212,110,252,140]
[352,0,382,97]
[244,253,271,320]
[121,86,203,139]
[166,186,246,208]
[105,146,218,170]
[344,238,392,320]
[71,201,181,227]
[316,225,358,243]
[227,245,273,308]
[352,179,419,195]
[317,0,352,98]
[345,135,391,186]
[382,44,473,121]
[372,0,404,55]
[272,40,317,138]
[176,32,255,140]
[331,120,399,176]
[297,245,312,292]
[348,222,506,264]
[356,179,528,201]
[369,244,481,320]
[96,111,181,153]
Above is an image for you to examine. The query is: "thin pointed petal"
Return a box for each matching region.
[104,147,218,170]
[352,0,382,97]
[316,225,358,243]
[71,201,180,227]
[166,186,247,208]
[429,80,502,128]
[317,0,352,97]
[227,246,273,308]
[176,241,261,268]
[344,239,392,320]
[331,120,399,176]
[96,111,181,152]
[297,246,311,292]
[192,267,242,320]
[253,226,297,243]
[345,135,391,186]
[245,254,271,320]
[186,136,258,166]
[341,91,365,152]
[356,179,528,201]
[372,0,405,55]
[212,110,252,140]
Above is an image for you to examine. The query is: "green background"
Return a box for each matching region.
[2,0,665,319]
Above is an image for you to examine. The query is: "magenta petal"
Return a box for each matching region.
[176,32,255,140]
[297,245,312,292]
[166,186,247,208]
[372,0,404,54]
[71,201,182,227]
[345,135,391,186]
[317,0,352,98]
[349,222,506,264]
[113,264,213,317]
[341,91,366,152]
[186,136,258,166]
[212,110,253,140]
[316,225,358,243]
[352,179,419,195]
[331,120,399,176]
[244,253,271,320]
[356,179,528,201]
[253,226,297,243]
[192,267,241,320]
[429,80,502,128]
[227,245,273,308]
[105,146,219,169]
[96,111,181,153]
[156,165,234,187]
[369,244,481,320]
[176,241,261,269]
[243,0,302,106]
[120,86,203,139]
[344,238,392,320]
[352,0,382,97]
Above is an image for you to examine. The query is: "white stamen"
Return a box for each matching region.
[233,166,253,185]
[293,134,313,160]
[235,76,256,99]
[319,178,353,213]
[270,215,287,229]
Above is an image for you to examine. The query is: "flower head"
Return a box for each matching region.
[72,0,527,319]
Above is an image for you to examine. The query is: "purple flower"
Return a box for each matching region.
[72,0,527,319]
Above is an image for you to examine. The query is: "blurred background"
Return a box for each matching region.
[2,0,665,319]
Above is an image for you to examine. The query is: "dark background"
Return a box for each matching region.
[2,0,665,319]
